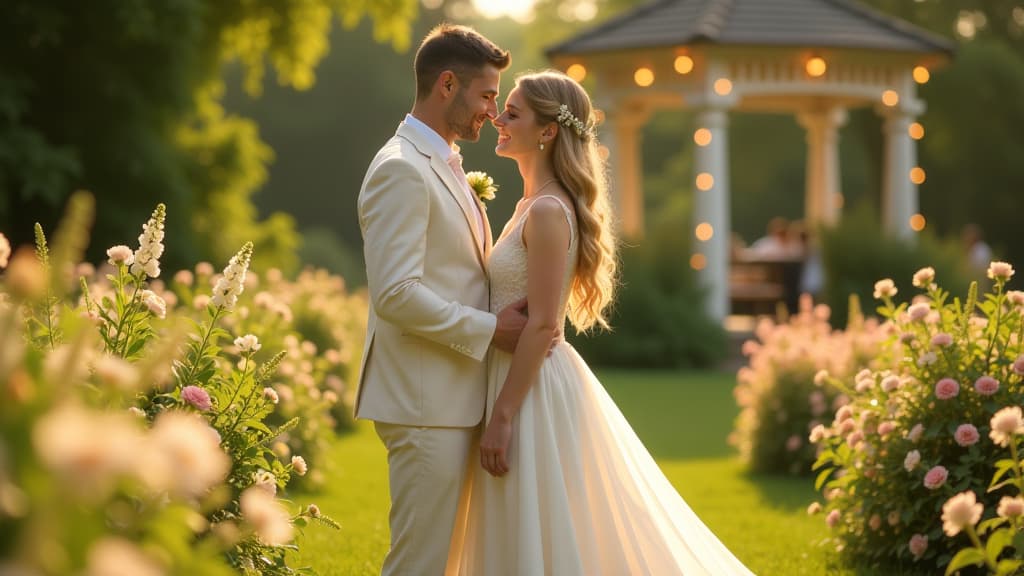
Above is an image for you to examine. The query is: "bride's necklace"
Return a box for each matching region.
[525,178,558,201]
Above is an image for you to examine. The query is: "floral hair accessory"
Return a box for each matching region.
[556,104,593,140]
[466,171,498,208]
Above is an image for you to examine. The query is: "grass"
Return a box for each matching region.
[288,370,854,575]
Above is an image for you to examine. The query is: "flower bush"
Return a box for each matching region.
[0,193,340,575]
[811,262,1024,574]
[731,295,889,475]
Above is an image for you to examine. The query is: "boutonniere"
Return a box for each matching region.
[465,171,498,209]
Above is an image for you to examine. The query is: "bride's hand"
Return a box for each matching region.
[479,416,512,477]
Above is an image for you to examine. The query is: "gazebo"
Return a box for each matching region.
[546,0,956,320]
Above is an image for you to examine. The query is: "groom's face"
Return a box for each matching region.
[446,65,500,142]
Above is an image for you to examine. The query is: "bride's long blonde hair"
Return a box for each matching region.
[515,70,618,332]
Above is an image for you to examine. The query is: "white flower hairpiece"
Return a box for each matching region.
[556,104,593,140]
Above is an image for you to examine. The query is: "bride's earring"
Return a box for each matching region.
[539,141,545,151]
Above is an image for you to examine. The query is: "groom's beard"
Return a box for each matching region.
[447,92,482,142]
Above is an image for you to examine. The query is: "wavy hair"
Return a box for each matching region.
[515,70,618,332]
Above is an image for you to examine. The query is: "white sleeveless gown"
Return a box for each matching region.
[454,195,756,576]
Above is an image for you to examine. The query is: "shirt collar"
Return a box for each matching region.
[404,114,458,162]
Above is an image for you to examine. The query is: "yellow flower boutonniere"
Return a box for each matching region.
[465,171,498,209]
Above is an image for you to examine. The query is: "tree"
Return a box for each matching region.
[0,0,417,272]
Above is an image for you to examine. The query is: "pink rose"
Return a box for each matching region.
[878,421,896,436]
[930,333,953,348]
[908,302,930,321]
[881,375,900,392]
[904,450,921,471]
[846,431,864,449]
[974,376,999,396]
[826,509,841,528]
[998,496,1024,519]
[924,465,948,490]
[1013,355,1024,376]
[181,385,212,411]
[954,424,980,447]
[908,534,928,559]
[935,378,960,400]
[908,423,924,443]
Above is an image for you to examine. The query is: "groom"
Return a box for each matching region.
[355,24,523,576]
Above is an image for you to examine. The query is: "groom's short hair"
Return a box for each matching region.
[415,24,510,100]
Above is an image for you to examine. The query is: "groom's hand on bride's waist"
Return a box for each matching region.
[491,297,561,355]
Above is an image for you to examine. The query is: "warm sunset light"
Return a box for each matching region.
[882,90,899,106]
[805,57,827,77]
[913,66,930,84]
[713,78,733,95]
[674,55,694,74]
[910,214,927,232]
[909,122,925,140]
[567,64,587,82]
[694,128,712,146]
[471,0,535,22]
[634,67,654,87]
[690,253,707,270]
[696,173,714,191]
[910,167,927,185]
[695,223,714,241]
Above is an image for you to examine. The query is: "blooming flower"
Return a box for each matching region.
[974,375,999,396]
[930,333,953,348]
[307,504,321,518]
[873,279,897,299]
[91,354,139,391]
[240,487,293,546]
[988,261,1015,282]
[1008,290,1024,308]
[904,450,921,471]
[990,407,1024,447]
[877,421,896,437]
[181,385,212,411]
[912,267,935,288]
[908,534,928,559]
[139,411,230,498]
[253,469,277,495]
[916,351,937,367]
[465,171,498,205]
[942,491,983,537]
[234,334,261,354]
[868,514,882,531]
[139,289,167,319]
[106,245,134,267]
[86,537,164,576]
[998,496,1024,519]
[954,424,979,447]
[813,369,829,386]
[263,387,279,405]
[211,242,253,310]
[809,424,827,443]
[173,269,194,287]
[907,302,930,321]
[934,378,960,400]
[807,502,822,515]
[291,455,308,476]
[1013,355,1024,376]
[887,511,900,526]
[130,204,165,278]
[826,509,840,528]
[881,375,900,392]
[924,465,948,489]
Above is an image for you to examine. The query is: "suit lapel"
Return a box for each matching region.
[397,123,488,267]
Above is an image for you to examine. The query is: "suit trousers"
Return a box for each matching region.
[375,422,478,576]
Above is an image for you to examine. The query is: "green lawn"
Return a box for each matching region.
[288,370,852,575]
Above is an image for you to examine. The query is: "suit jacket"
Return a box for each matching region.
[354,121,496,427]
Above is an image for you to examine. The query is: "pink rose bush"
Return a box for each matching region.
[812,265,1024,573]
[0,197,341,575]
[731,294,888,475]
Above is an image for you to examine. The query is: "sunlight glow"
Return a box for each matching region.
[634,67,654,87]
[566,64,587,82]
[472,0,535,22]
[674,55,694,75]
[695,223,714,242]
[909,122,925,140]
[696,173,714,191]
[805,57,827,77]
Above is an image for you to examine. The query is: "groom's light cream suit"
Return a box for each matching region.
[356,116,495,576]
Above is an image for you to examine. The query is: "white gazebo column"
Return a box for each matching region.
[879,73,925,239]
[693,106,731,321]
[600,103,649,240]
[797,107,848,227]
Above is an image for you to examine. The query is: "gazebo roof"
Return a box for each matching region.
[547,0,956,57]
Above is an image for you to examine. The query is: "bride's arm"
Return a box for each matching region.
[480,198,570,477]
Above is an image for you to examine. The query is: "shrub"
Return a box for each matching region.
[811,262,1023,574]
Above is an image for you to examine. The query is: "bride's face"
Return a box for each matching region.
[493,87,547,159]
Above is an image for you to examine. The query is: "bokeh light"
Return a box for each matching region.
[693,128,712,146]
[674,55,694,75]
[634,67,654,87]
[882,90,899,107]
[695,223,714,241]
[713,78,733,95]
[910,167,926,185]
[690,253,707,270]
[913,66,930,84]
[696,173,714,191]
[910,214,926,232]
[566,64,587,83]
[805,57,827,77]
[909,122,925,140]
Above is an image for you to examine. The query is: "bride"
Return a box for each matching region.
[452,70,756,576]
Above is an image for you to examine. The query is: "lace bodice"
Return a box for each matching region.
[488,195,577,316]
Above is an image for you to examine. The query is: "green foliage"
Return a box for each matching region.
[821,202,971,326]
[811,265,1024,574]
[570,194,726,368]
[0,0,417,272]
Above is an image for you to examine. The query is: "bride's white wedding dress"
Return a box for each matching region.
[454,195,756,575]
